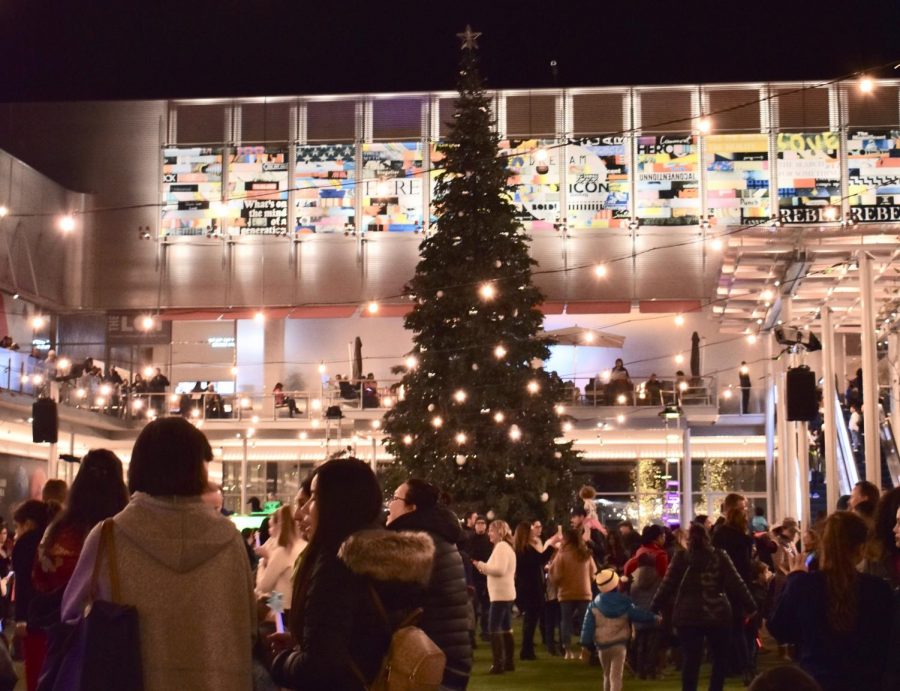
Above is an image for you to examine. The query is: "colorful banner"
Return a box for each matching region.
[226,147,288,235]
[705,134,770,224]
[566,137,629,229]
[501,139,561,231]
[847,130,900,223]
[360,142,424,232]
[776,132,840,224]
[636,135,699,225]
[161,147,223,236]
[295,144,355,234]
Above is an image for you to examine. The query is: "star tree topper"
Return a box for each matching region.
[456,25,481,50]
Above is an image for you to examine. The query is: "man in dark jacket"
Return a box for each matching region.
[387,479,473,690]
[571,506,607,567]
[466,515,493,642]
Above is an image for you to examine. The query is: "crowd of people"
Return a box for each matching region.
[0,422,895,690]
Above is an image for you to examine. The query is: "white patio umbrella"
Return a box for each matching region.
[537,326,626,386]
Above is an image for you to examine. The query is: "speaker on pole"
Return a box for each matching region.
[32,398,59,444]
[786,366,818,422]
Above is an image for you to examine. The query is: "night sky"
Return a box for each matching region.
[1,0,898,102]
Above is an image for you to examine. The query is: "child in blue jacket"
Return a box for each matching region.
[580,568,659,691]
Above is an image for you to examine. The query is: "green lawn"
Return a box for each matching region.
[468,620,784,690]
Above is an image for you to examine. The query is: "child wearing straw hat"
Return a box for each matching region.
[580,568,660,691]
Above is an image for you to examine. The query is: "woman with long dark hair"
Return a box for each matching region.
[513,520,557,661]
[866,487,900,587]
[11,500,51,691]
[549,527,597,659]
[651,522,755,691]
[31,451,129,686]
[270,458,435,689]
[768,511,893,691]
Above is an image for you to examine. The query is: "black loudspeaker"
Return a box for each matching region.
[786,366,818,422]
[32,398,59,443]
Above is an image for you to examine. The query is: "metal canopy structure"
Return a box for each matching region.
[714,224,900,335]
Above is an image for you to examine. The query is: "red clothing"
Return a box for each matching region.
[623,543,668,580]
[32,522,87,594]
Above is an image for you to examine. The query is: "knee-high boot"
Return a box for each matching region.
[502,631,515,672]
[489,633,505,674]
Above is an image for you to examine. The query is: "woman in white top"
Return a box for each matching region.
[474,519,517,675]
[256,505,306,615]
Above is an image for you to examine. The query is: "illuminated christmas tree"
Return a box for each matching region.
[383,28,578,522]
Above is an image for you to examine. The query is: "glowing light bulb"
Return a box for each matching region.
[403,434,413,445]
[455,432,467,444]
[254,310,265,323]
[508,425,522,441]
[526,380,540,394]
[478,283,496,300]
[493,411,505,423]
[555,404,565,415]
[251,415,260,424]
[240,397,251,409]
[311,418,320,429]
[0,206,7,217]
[678,381,688,392]
[823,205,838,221]
[601,369,611,382]
[140,315,155,330]
[674,354,684,365]
[710,238,723,251]
[57,357,71,371]
[747,334,757,344]
[246,428,255,437]
[859,76,874,93]
[231,366,239,376]
[132,399,144,411]
[76,387,86,399]
[317,363,326,374]
[299,431,308,440]
[100,384,112,396]
[723,388,733,399]
[674,314,685,326]
[494,345,507,359]
[382,395,393,408]
[30,315,46,329]
[95,396,105,407]
[405,355,418,369]
[143,366,154,378]
[58,214,76,232]
[562,421,573,432]
[371,419,381,429]
[740,365,749,375]
[310,399,322,411]
[697,116,712,134]
[32,374,44,386]
[760,289,774,302]
[190,407,200,418]
[431,416,443,428]
[453,389,467,403]
[594,264,607,278]
[170,394,179,402]
[616,414,626,424]
[366,301,379,315]
[616,394,626,404]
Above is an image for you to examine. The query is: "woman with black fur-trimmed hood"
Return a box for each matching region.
[269,459,435,691]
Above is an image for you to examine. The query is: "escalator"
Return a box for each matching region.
[833,392,860,496]
[878,408,900,488]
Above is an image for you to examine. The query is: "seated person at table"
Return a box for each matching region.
[607,359,632,404]
[204,384,224,418]
[273,382,298,417]
[643,373,662,406]
[362,372,380,408]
